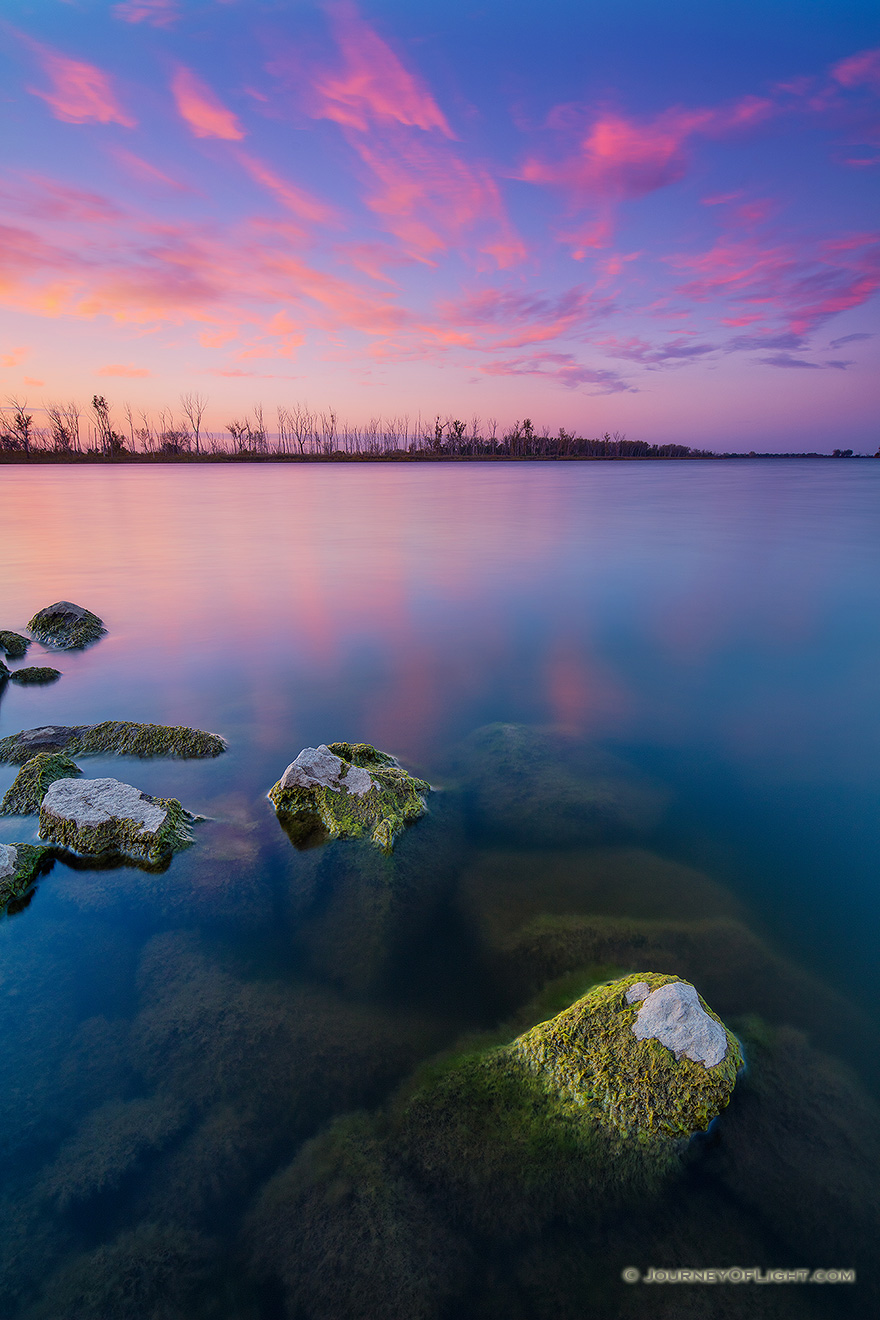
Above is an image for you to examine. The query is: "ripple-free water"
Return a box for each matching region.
[1,461,877,1318]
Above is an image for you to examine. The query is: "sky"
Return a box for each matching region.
[0,0,878,450]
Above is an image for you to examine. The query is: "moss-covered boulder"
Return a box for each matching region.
[0,659,8,682]
[451,723,662,846]
[8,666,61,685]
[0,629,30,658]
[0,842,53,908]
[39,777,194,865]
[0,720,226,764]
[1,752,83,815]
[27,601,105,649]
[395,973,741,1239]
[270,742,430,853]
[512,972,741,1139]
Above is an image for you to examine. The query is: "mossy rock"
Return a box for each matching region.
[0,720,227,764]
[394,973,740,1239]
[27,601,105,650]
[1,752,83,815]
[0,658,9,681]
[450,723,662,846]
[0,842,53,908]
[0,630,30,658]
[9,666,61,685]
[270,742,430,853]
[39,777,195,866]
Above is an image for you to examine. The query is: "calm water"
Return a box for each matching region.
[1,461,878,1319]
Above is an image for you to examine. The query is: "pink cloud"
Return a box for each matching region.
[23,376,44,386]
[439,286,607,349]
[98,363,151,377]
[26,41,136,127]
[113,0,179,26]
[171,66,245,140]
[480,351,630,393]
[234,151,339,226]
[300,6,523,268]
[521,97,774,252]
[669,229,880,335]
[315,3,453,136]
[832,47,880,90]
[110,148,191,192]
[1,346,29,367]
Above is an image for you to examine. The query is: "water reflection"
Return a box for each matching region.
[1,462,878,1317]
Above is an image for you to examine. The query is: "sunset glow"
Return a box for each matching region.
[1,0,878,448]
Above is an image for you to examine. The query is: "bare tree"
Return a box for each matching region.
[180,392,207,456]
[2,397,34,453]
[46,402,77,452]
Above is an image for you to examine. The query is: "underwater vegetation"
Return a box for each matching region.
[0,721,227,764]
[449,723,663,847]
[270,742,430,852]
[26,602,105,651]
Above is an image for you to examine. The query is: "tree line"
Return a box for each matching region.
[0,395,716,460]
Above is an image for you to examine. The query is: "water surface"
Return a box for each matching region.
[1,461,877,1318]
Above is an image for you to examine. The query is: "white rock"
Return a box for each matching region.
[42,778,168,834]
[279,746,375,797]
[625,981,651,1004]
[0,843,17,879]
[632,981,728,1067]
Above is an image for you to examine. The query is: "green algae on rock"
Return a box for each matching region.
[269,742,430,853]
[8,667,61,685]
[0,842,53,908]
[0,630,30,658]
[39,777,195,866]
[1,752,83,815]
[27,601,106,650]
[394,973,741,1239]
[511,972,741,1141]
[0,720,227,764]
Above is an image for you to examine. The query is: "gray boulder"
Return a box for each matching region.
[39,777,194,865]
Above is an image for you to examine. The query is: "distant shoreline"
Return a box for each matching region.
[1,451,873,466]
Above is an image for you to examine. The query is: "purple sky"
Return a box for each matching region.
[1,0,878,449]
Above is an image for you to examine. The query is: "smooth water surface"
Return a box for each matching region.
[1,461,878,1319]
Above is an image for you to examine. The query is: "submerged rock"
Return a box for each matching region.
[395,973,741,1239]
[0,720,226,764]
[27,601,106,650]
[0,630,30,658]
[0,841,53,907]
[39,777,194,865]
[1,752,83,815]
[0,659,8,681]
[451,723,662,846]
[270,741,430,853]
[8,666,61,685]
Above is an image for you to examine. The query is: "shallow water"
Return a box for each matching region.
[1,460,877,1318]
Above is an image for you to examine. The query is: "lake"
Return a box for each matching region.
[1,460,877,1319]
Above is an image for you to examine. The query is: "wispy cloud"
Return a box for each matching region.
[25,39,136,127]
[98,362,151,376]
[480,351,631,393]
[113,0,180,26]
[828,331,873,347]
[171,66,245,140]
